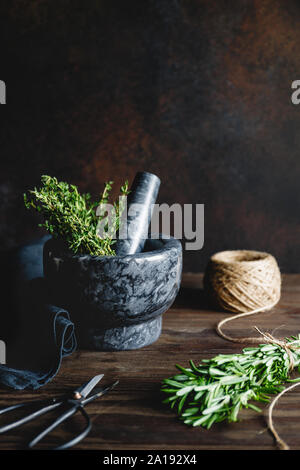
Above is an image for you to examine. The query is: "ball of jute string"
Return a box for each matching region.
[203,250,300,450]
[203,250,281,315]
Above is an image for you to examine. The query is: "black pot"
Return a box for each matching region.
[43,235,182,350]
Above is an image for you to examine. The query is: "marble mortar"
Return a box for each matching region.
[43,235,182,350]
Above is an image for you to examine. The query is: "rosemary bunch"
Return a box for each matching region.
[24,175,129,256]
[161,335,300,429]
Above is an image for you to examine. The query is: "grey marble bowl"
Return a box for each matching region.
[43,235,182,350]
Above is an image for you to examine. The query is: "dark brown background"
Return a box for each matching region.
[0,0,300,272]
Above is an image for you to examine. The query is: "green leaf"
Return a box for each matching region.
[176,386,194,396]
[163,379,187,388]
[219,375,248,385]
[209,367,227,376]
[175,364,197,378]
[182,407,199,417]
[178,393,188,413]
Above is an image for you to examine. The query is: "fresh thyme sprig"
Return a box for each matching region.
[24,175,129,256]
[161,335,300,429]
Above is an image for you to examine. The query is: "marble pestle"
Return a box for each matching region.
[115,171,161,256]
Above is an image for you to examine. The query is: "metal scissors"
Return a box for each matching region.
[0,374,118,450]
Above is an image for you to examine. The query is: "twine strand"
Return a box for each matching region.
[216,299,279,344]
[252,328,300,451]
[267,382,300,450]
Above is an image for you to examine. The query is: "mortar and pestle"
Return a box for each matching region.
[43,172,182,350]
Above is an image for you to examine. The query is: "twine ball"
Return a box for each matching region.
[204,250,281,313]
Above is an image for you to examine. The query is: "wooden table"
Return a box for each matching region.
[1,273,300,450]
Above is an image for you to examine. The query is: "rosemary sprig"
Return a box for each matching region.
[161,335,300,429]
[24,175,129,256]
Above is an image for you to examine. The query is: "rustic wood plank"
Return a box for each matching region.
[0,273,300,450]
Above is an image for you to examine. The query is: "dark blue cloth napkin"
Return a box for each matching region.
[0,236,77,390]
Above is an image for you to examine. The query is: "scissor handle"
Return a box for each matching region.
[0,398,62,434]
[54,406,91,450]
[28,400,91,450]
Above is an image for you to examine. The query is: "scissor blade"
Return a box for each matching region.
[76,374,104,398]
[81,380,119,405]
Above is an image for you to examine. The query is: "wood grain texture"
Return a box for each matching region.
[1,273,300,450]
